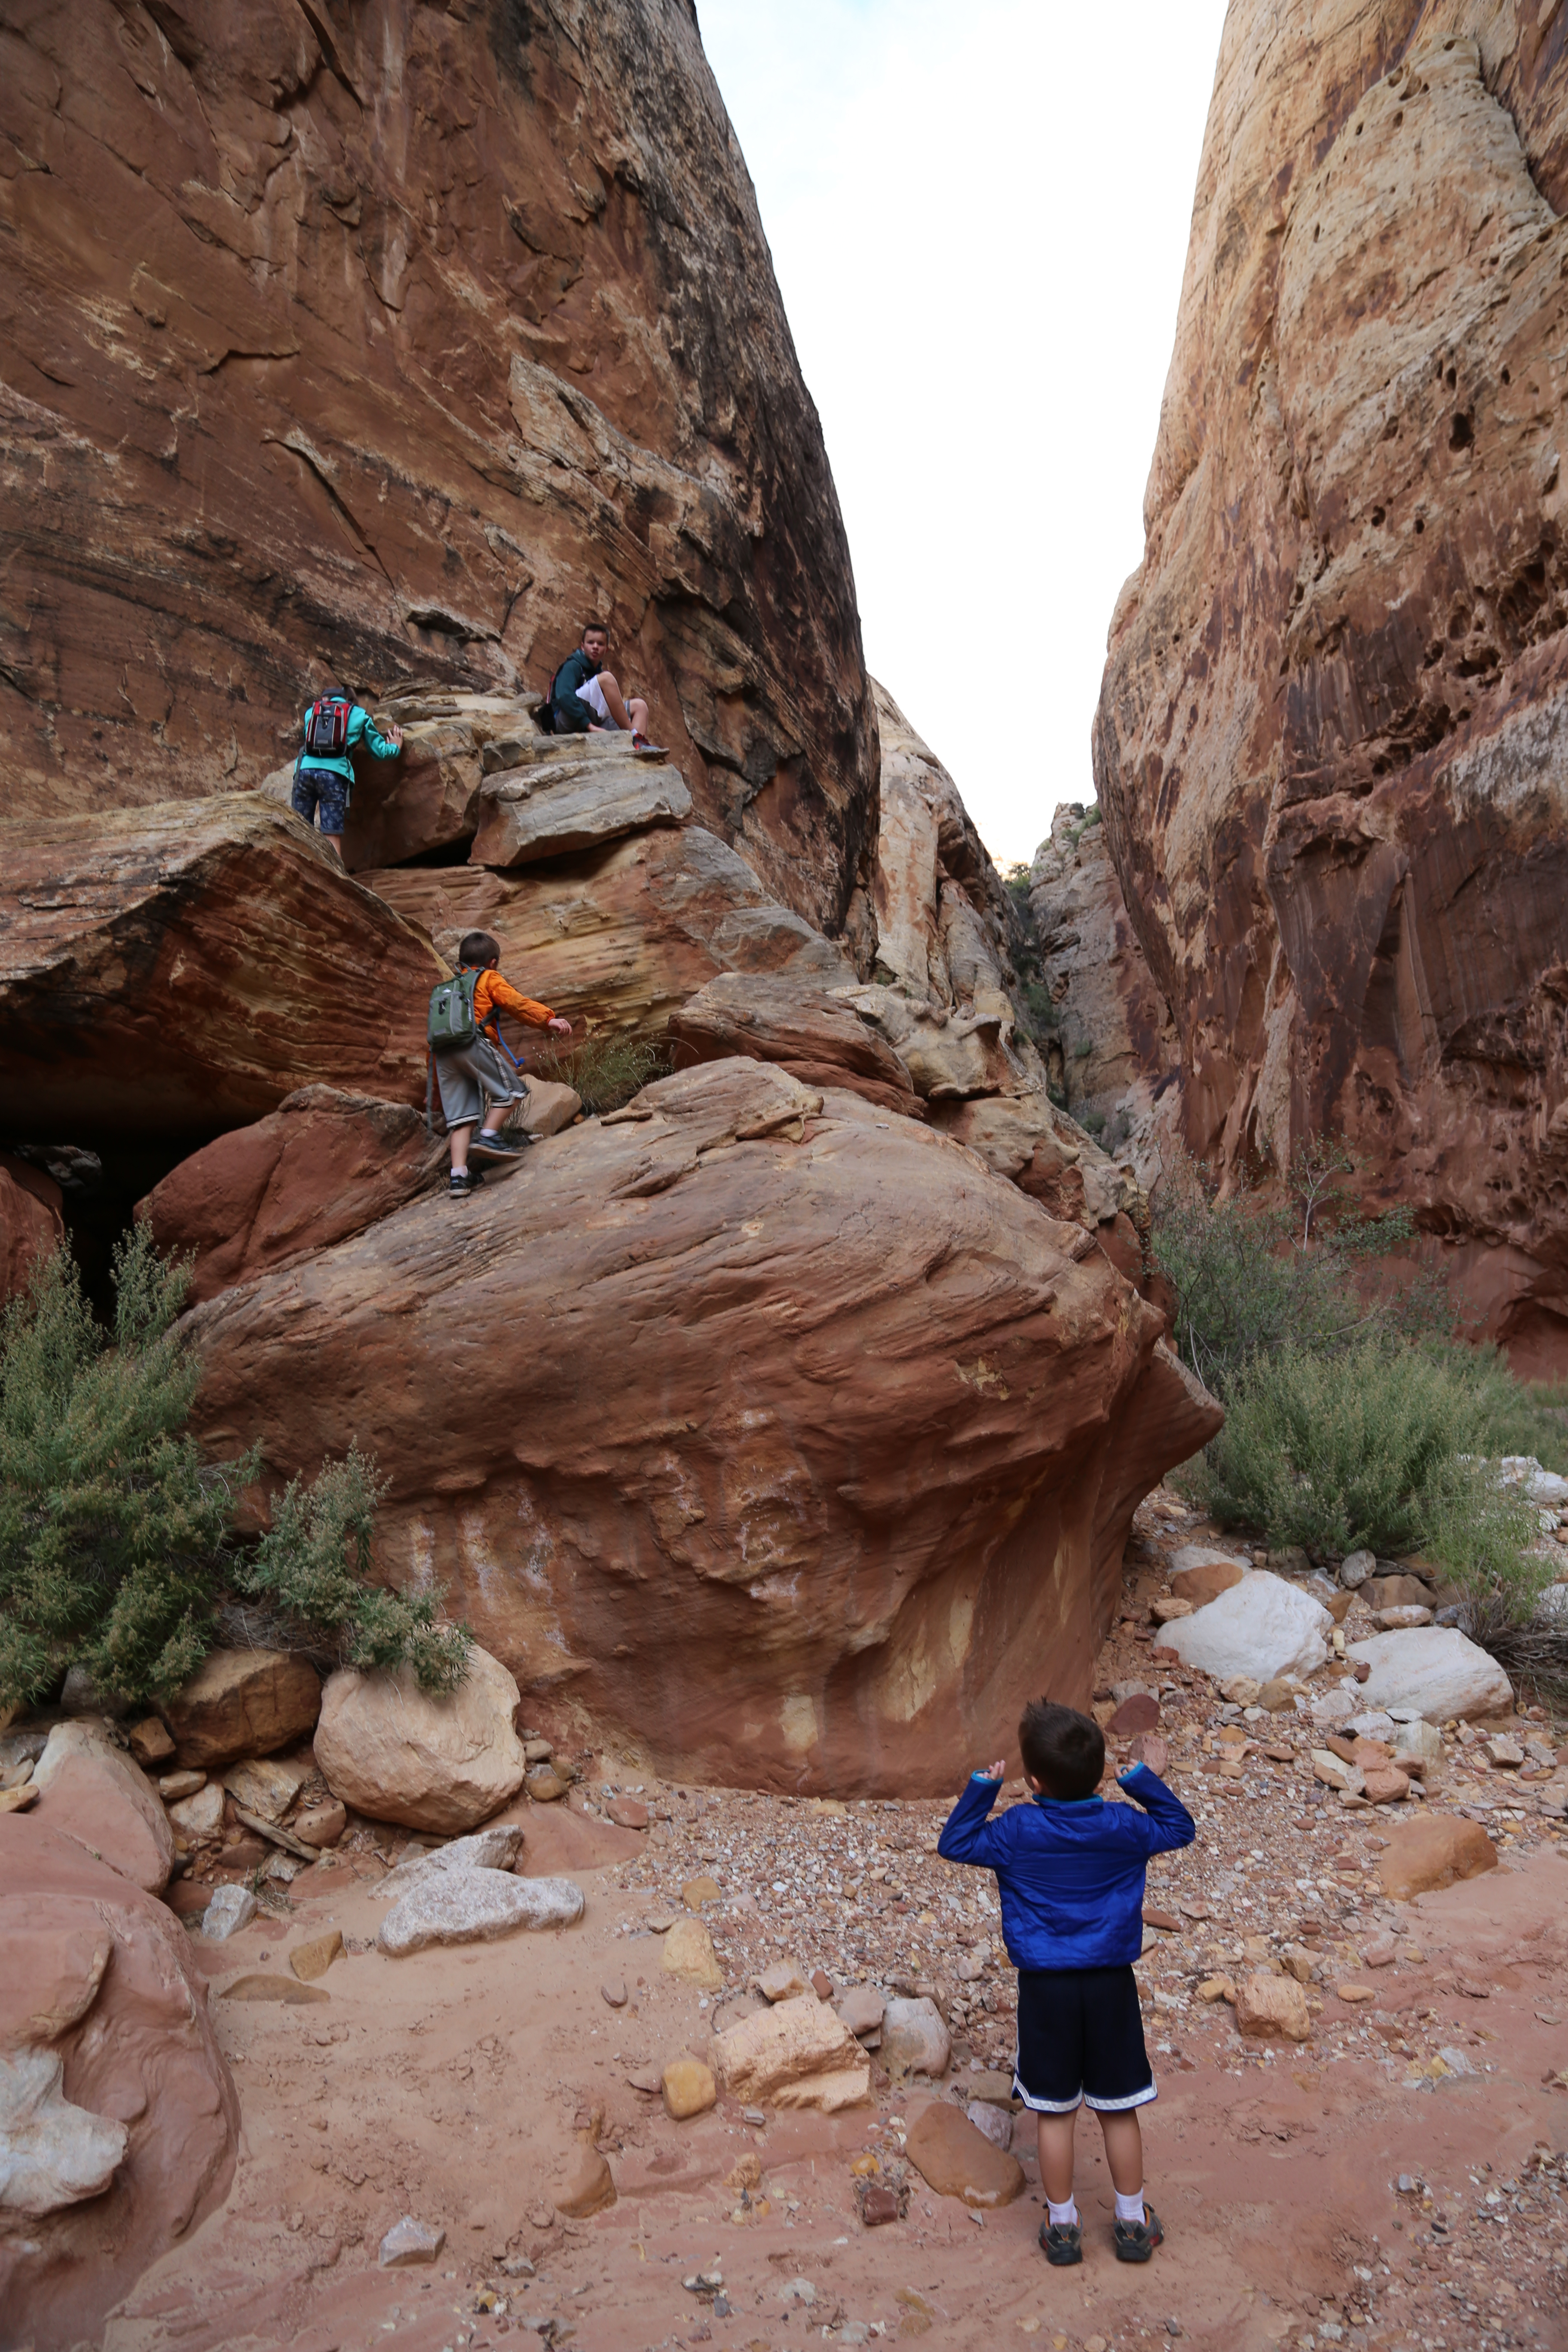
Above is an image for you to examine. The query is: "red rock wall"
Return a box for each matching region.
[0,0,876,936]
[1093,3,1568,1370]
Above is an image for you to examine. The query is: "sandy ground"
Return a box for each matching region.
[102,1500,1568,2352]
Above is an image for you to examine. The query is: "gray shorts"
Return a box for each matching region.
[434,1038,528,1130]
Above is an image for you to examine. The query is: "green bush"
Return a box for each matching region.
[1152,1144,1445,1400]
[531,1031,669,1117]
[1017,980,1058,1041]
[0,1232,466,1711]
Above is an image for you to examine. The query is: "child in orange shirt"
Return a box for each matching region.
[438,930,571,1200]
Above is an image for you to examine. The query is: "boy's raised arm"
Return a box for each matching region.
[936,1765,1007,1865]
[1113,1758,1196,1854]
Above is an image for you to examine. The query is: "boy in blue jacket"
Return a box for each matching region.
[938,1699,1194,2268]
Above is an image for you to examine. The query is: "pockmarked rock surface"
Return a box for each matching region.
[1234,1970,1313,2044]
[1160,1572,1333,1686]
[0,1820,238,2352]
[377,1867,583,1956]
[1093,10,1568,1373]
[1348,1627,1514,1723]
[313,1646,528,1834]
[714,1995,871,2114]
[140,1088,441,1306]
[161,1648,322,1769]
[362,824,855,1046]
[187,1059,1222,1792]
[31,1719,174,1895]
[0,799,441,1142]
[0,1,876,938]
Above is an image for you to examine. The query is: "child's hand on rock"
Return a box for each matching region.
[547,1016,572,1037]
[1127,1733,1169,1778]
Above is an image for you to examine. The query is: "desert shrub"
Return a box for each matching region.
[239,1446,468,1692]
[1152,1143,1447,1400]
[1191,1336,1478,1556]
[0,1233,465,1710]
[1017,980,1058,1041]
[531,1031,669,1116]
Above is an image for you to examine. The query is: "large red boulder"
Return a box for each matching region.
[0,1820,239,2351]
[0,1148,63,1306]
[140,1086,441,1306]
[668,971,923,1116]
[186,1058,1221,1795]
[0,797,442,1142]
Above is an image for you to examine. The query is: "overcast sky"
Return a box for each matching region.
[697,0,1231,869]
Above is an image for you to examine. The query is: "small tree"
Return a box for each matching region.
[0,1227,243,1710]
[0,1233,468,1711]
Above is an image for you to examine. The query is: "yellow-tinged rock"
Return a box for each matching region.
[1197,1975,1235,2003]
[662,1916,723,1989]
[715,1994,871,2112]
[0,1784,38,1813]
[1335,1982,1377,2004]
[904,2100,1025,2209]
[662,2057,717,2119]
[289,1929,343,1982]
[1377,1814,1498,1901]
[1233,1971,1312,2043]
[553,2141,616,2217]
[682,1874,723,1909]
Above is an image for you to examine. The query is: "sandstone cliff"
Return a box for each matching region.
[1093,5,1568,1372]
[0,0,875,935]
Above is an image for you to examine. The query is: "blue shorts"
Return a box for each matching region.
[291,768,350,835]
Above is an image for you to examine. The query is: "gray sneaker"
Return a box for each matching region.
[1113,2205,1164,2263]
[471,1128,531,1161]
[1039,2219,1082,2266]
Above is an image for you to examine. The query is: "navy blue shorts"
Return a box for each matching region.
[291,767,350,835]
[1013,1963,1155,2114]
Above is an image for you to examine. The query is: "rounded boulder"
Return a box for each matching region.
[313,1642,527,1832]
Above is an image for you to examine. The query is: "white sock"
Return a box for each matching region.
[1115,2190,1146,2225]
[1047,2198,1078,2227]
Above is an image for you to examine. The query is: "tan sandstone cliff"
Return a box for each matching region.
[1093,1,1568,1374]
[0,0,875,938]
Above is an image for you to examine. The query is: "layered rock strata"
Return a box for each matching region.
[186,1057,1221,1794]
[1093,11,1568,1371]
[0,0,876,937]
[0,798,441,1145]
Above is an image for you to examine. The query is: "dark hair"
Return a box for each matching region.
[1018,1701,1104,1800]
[457,931,500,967]
[580,619,610,639]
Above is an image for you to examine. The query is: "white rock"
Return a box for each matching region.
[1346,1712,1398,1740]
[167,1782,225,1840]
[379,2214,447,2266]
[1339,1549,1376,1589]
[1158,1571,1333,1683]
[201,1884,257,1940]
[374,1823,525,1901]
[378,1867,582,1955]
[966,2099,1014,2151]
[1309,1684,1358,1726]
[0,2047,128,2216]
[1375,1605,1434,1630]
[1394,1718,1445,1766]
[219,1754,310,1823]
[880,1995,951,2082]
[1534,1586,1568,1627]
[1495,1457,1568,1507]
[1346,1627,1513,1724]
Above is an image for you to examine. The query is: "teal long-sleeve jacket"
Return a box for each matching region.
[296,703,400,786]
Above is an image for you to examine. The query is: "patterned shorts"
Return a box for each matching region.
[291,767,350,836]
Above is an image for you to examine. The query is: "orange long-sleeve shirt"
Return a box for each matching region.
[466,968,557,1040]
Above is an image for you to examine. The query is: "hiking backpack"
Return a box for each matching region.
[303,694,351,758]
[536,662,564,736]
[427,968,482,1054]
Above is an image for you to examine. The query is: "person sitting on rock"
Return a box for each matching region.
[291,678,404,862]
[548,620,665,753]
[938,1700,1193,2272]
[437,930,572,1202]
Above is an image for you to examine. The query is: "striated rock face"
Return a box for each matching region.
[0,0,875,937]
[1025,806,1178,1177]
[186,1058,1220,1794]
[0,798,441,1145]
[364,823,854,1042]
[0,1820,239,2352]
[1093,11,1568,1372]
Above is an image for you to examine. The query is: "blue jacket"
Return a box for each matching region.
[297,702,400,787]
[937,1763,1194,1972]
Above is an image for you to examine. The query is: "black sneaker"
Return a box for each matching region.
[1113,2205,1164,2263]
[471,1128,530,1161]
[448,1167,477,1200]
[1039,2219,1082,2266]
